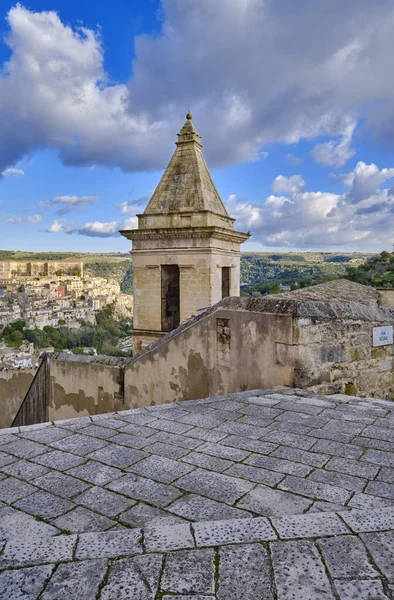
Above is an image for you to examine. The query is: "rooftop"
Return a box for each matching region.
[1,388,394,597]
[142,114,231,219]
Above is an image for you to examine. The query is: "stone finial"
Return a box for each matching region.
[186,113,193,120]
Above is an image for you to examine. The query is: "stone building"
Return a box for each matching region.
[120,114,249,352]
[0,259,83,279]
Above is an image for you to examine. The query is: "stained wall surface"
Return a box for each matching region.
[0,369,35,428]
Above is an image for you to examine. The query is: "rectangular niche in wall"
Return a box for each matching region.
[217,317,231,367]
[222,267,230,299]
[161,265,180,332]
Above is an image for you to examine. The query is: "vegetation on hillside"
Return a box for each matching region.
[0,305,132,356]
[346,251,394,288]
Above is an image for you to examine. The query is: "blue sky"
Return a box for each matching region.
[1,1,394,253]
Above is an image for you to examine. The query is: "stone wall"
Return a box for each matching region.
[4,281,393,425]
[277,302,394,399]
[0,368,35,428]
[379,289,394,308]
[48,355,127,421]
[124,307,293,408]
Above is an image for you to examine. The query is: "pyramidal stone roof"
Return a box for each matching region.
[144,114,230,217]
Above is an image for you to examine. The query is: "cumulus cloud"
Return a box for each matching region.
[46,195,99,215]
[2,168,24,176]
[311,119,356,167]
[1,2,394,175]
[46,219,71,233]
[229,161,394,250]
[272,175,305,195]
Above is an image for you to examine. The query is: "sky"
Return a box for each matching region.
[0,0,394,253]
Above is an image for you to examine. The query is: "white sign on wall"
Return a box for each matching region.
[373,326,394,347]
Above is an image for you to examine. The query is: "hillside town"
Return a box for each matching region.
[0,259,133,368]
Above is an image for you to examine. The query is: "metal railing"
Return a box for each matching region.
[11,353,50,427]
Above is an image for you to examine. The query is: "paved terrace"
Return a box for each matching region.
[1,388,394,598]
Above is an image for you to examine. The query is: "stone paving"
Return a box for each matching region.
[1,387,394,597]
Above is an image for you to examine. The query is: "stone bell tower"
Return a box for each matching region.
[120,114,250,352]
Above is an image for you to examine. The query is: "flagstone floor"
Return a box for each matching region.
[1,387,394,598]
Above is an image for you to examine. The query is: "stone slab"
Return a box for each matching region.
[318,535,379,578]
[181,451,234,473]
[218,543,274,600]
[0,477,37,504]
[32,449,86,471]
[100,555,163,600]
[120,502,185,528]
[361,531,394,581]
[76,529,142,559]
[1,458,50,481]
[128,455,195,484]
[272,512,349,539]
[279,475,352,504]
[194,516,276,546]
[271,539,336,600]
[87,445,147,468]
[75,485,135,517]
[66,460,123,486]
[144,522,194,552]
[49,434,108,455]
[341,506,394,533]
[41,559,107,600]
[167,493,251,522]
[272,446,329,468]
[175,468,254,504]
[0,506,58,541]
[333,580,390,600]
[33,471,90,499]
[161,549,215,595]
[326,456,379,479]
[1,534,76,566]
[246,453,312,477]
[107,473,182,507]
[236,484,312,516]
[308,469,366,493]
[0,565,54,599]
[13,490,74,520]
[225,463,284,486]
[52,506,115,533]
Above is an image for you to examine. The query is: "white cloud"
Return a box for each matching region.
[5,213,41,224]
[46,215,138,237]
[77,221,118,237]
[229,162,394,250]
[1,3,394,174]
[311,119,356,167]
[122,217,138,229]
[118,198,148,214]
[48,195,98,215]
[2,168,24,176]
[272,175,305,195]
[46,219,70,233]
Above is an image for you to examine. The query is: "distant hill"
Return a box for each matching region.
[0,249,376,295]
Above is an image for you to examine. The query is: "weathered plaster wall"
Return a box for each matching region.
[49,357,126,421]
[124,308,294,408]
[0,369,35,428]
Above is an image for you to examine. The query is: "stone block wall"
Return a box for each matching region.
[285,314,394,399]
